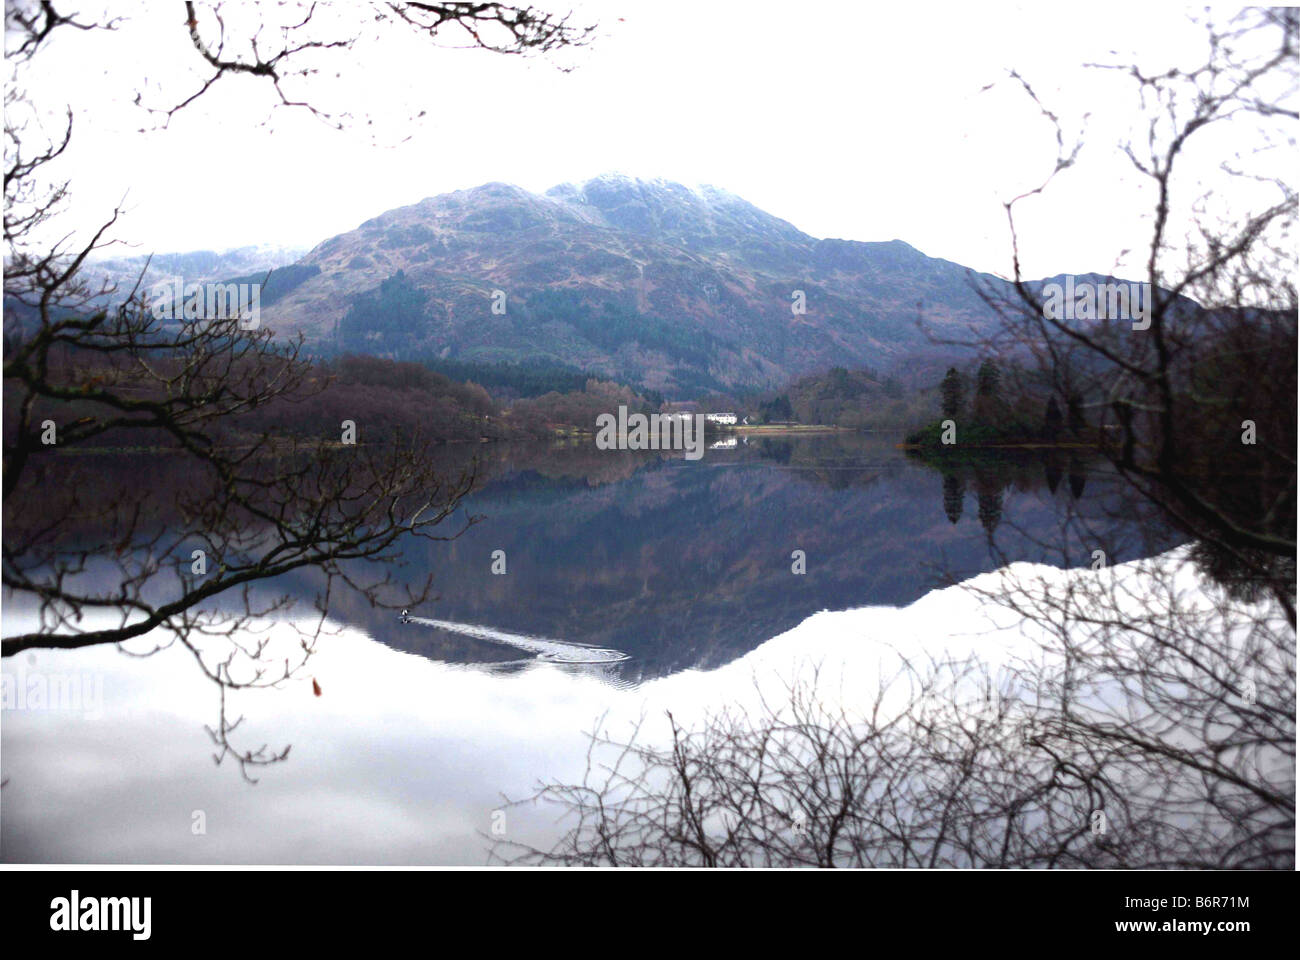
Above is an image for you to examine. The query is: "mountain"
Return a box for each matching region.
[258,174,1010,395]
[81,243,310,298]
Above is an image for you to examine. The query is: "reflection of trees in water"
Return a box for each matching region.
[1068,457,1088,500]
[1190,541,1298,607]
[1044,458,1062,494]
[974,467,1005,538]
[976,491,1002,537]
[496,436,1293,869]
[495,444,1292,868]
[5,443,476,782]
[7,436,1189,785]
[942,473,965,524]
[924,451,1095,539]
[355,437,1180,678]
[498,553,1293,868]
[756,438,793,464]
[14,425,679,776]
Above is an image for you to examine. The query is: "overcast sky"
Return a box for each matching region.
[8,1,1294,279]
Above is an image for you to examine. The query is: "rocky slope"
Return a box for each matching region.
[258,174,1011,395]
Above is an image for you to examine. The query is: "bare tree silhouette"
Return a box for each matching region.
[494,549,1292,868]
[3,0,594,773]
[493,8,1295,869]
[963,8,1296,617]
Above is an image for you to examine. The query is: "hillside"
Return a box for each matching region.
[256,175,1011,395]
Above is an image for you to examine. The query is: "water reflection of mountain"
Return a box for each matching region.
[316,434,1181,679]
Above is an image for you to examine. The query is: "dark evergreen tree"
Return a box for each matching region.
[974,359,1001,422]
[940,367,963,420]
[1044,395,1064,439]
[1067,393,1086,435]
[340,270,429,352]
[760,394,794,423]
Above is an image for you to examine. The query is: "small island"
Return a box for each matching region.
[903,360,1095,452]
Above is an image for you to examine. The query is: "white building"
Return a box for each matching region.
[705,412,738,425]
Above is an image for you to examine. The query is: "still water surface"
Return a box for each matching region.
[1,434,1181,863]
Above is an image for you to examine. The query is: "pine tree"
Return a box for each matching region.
[1067,393,1086,435]
[1044,395,1064,439]
[974,359,1001,423]
[940,367,963,420]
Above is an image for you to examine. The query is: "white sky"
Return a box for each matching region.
[7,0,1295,279]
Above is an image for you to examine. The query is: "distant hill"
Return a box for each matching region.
[79,244,311,302]
[256,175,1014,396]
[23,179,1203,402]
[2,243,312,340]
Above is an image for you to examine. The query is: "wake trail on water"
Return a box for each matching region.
[407,617,631,664]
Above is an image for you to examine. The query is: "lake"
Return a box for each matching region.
[1,433,1183,863]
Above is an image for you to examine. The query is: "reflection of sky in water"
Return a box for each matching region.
[2,438,1189,864]
[5,550,1211,865]
[3,564,1052,865]
[3,616,630,864]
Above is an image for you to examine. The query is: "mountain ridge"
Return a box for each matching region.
[61,176,1174,399]
[251,174,1011,395]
